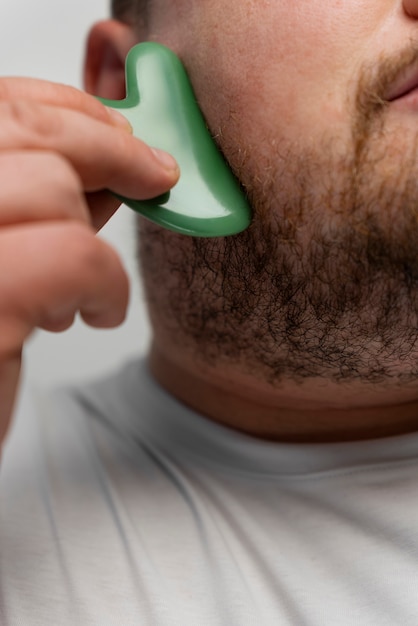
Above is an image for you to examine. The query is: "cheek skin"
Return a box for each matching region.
[155,0,397,154]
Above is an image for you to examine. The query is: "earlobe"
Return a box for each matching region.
[84,20,140,99]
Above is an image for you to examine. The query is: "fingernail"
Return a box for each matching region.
[151,147,179,173]
[106,107,133,133]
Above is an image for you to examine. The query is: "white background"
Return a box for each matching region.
[0,0,151,385]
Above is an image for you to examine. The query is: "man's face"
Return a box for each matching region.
[153,1,416,162]
[142,2,418,386]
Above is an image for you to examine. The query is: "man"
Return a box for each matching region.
[2,0,418,623]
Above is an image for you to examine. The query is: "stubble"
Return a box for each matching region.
[139,44,418,388]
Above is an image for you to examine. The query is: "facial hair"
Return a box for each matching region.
[138,45,418,388]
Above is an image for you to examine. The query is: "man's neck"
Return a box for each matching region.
[149,343,418,443]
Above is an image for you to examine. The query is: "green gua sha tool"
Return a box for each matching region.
[97,42,251,237]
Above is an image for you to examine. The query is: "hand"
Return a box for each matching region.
[0,77,179,448]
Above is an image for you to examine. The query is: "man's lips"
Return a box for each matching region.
[386,63,418,103]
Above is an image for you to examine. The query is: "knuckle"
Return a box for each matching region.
[103,132,136,180]
[43,154,85,216]
[0,151,87,225]
[0,100,59,145]
[0,78,23,103]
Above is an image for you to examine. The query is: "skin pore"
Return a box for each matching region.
[100,1,418,441]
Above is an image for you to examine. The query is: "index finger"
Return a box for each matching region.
[0,77,121,127]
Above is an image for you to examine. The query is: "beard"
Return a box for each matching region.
[138,45,418,389]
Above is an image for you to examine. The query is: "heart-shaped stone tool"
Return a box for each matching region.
[98,42,251,237]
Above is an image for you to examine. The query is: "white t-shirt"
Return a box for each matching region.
[2,359,418,625]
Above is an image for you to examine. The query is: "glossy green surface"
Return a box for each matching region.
[98,43,251,237]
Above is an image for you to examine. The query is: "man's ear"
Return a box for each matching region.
[84,20,140,99]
